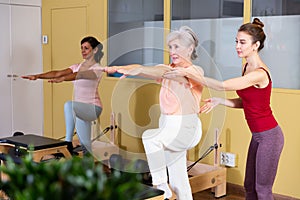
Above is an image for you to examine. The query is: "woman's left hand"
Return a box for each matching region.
[105,66,118,74]
[48,77,64,83]
[21,75,38,80]
[117,67,142,78]
[200,98,220,114]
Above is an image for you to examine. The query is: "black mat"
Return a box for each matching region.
[135,184,164,199]
[0,134,68,150]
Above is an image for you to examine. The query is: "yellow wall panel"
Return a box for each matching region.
[51,7,87,138]
[42,0,105,138]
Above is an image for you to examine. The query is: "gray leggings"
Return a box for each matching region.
[64,101,102,152]
[244,125,284,200]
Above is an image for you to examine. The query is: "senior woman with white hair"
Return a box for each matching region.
[106,26,204,200]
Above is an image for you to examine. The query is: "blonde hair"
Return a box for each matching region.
[167,26,199,60]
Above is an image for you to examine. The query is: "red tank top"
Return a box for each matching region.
[236,66,278,132]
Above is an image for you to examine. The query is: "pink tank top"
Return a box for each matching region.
[69,63,103,107]
[236,66,278,132]
[159,64,203,115]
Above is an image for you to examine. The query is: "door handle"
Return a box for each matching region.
[7,74,18,78]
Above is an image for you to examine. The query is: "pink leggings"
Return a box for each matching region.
[244,125,284,200]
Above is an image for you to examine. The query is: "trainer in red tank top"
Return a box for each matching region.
[236,65,278,132]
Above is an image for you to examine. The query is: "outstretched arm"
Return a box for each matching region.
[48,72,78,83]
[48,68,105,83]
[106,64,189,83]
[22,68,73,80]
[117,64,170,79]
[106,64,170,79]
[163,66,226,89]
[105,64,141,74]
[200,97,243,113]
[196,70,267,91]
[164,66,268,91]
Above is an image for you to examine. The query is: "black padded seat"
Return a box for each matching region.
[0,134,68,150]
[135,184,164,200]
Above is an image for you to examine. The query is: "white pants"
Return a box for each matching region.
[142,114,202,200]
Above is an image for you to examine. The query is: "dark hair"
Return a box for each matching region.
[81,36,104,63]
[238,18,266,51]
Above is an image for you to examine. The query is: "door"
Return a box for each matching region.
[0,3,43,137]
[11,5,43,135]
[0,4,13,135]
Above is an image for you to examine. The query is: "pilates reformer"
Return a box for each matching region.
[0,133,72,163]
[187,128,227,199]
[0,112,118,163]
[58,124,118,156]
[95,115,226,199]
[48,112,120,159]
[103,126,226,199]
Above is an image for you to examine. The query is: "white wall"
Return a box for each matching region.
[0,0,41,6]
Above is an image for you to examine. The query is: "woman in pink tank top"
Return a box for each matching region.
[165,18,284,200]
[22,36,106,156]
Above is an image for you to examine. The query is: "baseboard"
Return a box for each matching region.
[227,183,300,200]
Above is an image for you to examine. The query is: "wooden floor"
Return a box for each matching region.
[193,187,300,200]
[193,189,244,200]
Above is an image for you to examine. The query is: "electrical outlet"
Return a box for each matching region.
[220,152,237,167]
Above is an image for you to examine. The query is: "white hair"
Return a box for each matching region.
[166,26,199,60]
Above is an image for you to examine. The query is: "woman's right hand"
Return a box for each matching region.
[200,97,221,114]
[105,65,140,74]
[21,75,38,80]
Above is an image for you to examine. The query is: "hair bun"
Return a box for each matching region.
[253,18,264,28]
[179,26,199,47]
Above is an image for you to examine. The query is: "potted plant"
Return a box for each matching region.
[0,154,155,200]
